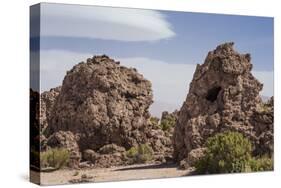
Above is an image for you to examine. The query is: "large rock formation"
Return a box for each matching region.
[173,42,273,164]
[42,55,172,167]
[48,55,153,151]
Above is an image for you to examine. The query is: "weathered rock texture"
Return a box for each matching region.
[42,55,172,167]
[49,55,153,151]
[173,42,273,165]
[40,87,61,134]
[47,131,81,168]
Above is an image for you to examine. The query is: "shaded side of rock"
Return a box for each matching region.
[250,97,274,156]
[40,86,61,135]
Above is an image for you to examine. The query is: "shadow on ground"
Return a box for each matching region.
[114,163,178,171]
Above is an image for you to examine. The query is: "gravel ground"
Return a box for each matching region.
[31,163,193,185]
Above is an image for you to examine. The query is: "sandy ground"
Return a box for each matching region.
[32,163,193,185]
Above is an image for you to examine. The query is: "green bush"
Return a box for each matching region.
[126,146,138,158]
[195,132,274,174]
[256,102,272,113]
[159,115,176,131]
[126,144,153,163]
[150,117,160,127]
[195,131,252,174]
[248,156,273,172]
[40,148,70,170]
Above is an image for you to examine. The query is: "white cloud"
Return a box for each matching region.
[40,3,175,42]
[40,50,92,92]
[118,57,196,107]
[40,50,274,116]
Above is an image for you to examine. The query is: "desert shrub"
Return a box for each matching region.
[150,117,160,127]
[248,156,273,172]
[126,144,153,163]
[256,102,272,113]
[159,115,176,131]
[40,148,70,170]
[195,131,252,174]
[126,146,138,158]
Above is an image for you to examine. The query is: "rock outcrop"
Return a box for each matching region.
[42,55,172,167]
[173,42,273,165]
[250,97,274,156]
[40,87,61,134]
[48,55,153,151]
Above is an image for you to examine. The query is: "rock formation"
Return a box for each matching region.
[173,42,273,166]
[40,87,61,134]
[48,55,153,151]
[42,55,172,167]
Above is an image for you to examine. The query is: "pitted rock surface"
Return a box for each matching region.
[173,43,273,165]
[43,55,173,167]
[40,87,61,134]
[47,131,81,168]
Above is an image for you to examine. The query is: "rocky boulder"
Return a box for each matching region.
[173,42,273,166]
[48,55,153,152]
[43,55,176,167]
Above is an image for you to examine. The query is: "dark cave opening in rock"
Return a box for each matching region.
[206,86,222,102]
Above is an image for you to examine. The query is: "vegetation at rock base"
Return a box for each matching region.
[40,148,70,170]
[149,117,160,127]
[195,131,273,174]
[149,114,176,131]
[126,144,154,163]
[159,115,176,131]
[256,102,272,113]
[247,156,273,172]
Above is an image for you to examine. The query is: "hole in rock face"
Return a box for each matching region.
[206,86,222,102]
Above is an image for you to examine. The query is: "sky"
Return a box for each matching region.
[31,3,274,117]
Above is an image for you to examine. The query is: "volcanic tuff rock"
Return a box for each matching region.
[173,42,273,165]
[49,55,153,150]
[40,87,61,134]
[43,55,172,167]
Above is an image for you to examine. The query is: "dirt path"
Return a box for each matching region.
[34,163,193,185]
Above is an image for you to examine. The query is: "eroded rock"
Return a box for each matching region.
[40,86,61,134]
[42,55,173,167]
[48,55,153,152]
[173,42,273,167]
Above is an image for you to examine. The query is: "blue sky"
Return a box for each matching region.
[33,3,274,116]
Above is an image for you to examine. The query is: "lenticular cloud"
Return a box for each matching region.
[40,3,175,42]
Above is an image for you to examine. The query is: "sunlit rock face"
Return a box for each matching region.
[173,42,273,164]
